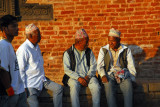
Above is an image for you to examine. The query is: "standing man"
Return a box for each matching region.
[16,23,63,107]
[63,29,101,107]
[0,15,27,107]
[98,28,136,107]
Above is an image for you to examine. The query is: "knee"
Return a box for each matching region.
[92,83,101,92]
[123,79,132,87]
[58,85,63,92]
[69,82,80,93]
[55,84,63,93]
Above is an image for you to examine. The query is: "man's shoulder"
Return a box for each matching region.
[0,40,12,51]
[121,44,128,49]
[100,44,109,52]
[19,41,30,49]
[0,39,10,47]
[17,41,30,54]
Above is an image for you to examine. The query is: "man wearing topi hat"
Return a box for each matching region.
[97,28,136,107]
[63,29,101,107]
[16,23,63,107]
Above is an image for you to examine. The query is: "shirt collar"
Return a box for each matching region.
[109,44,122,52]
[26,39,38,49]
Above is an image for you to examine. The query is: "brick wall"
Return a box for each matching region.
[1,0,160,84]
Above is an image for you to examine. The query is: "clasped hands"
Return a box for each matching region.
[78,76,90,87]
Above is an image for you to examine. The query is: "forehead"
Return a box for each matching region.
[108,36,119,41]
[8,21,18,26]
[32,29,40,34]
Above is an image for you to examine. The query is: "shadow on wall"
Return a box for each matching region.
[127,44,160,82]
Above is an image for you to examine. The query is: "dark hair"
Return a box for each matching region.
[0,15,17,31]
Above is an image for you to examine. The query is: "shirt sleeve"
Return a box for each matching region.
[127,48,136,81]
[0,45,9,72]
[16,48,28,88]
[63,51,80,80]
[87,50,97,78]
[97,48,106,77]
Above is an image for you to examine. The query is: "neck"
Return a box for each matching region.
[112,43,120,52]
[2,32,14,43]
[74,44,83,51]
[31,41,37,47]
[28,38,37,47]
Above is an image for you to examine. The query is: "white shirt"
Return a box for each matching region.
[0,39,25,94]
[16,39,46,90]
[97,44,136,81]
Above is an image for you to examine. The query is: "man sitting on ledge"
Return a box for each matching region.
[98,28,136,107]
[63,29,101,107]
[16,24,63,107]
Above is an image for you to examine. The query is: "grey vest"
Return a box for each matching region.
[102,48,128,72]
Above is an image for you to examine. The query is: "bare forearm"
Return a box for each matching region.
[0,69,11,89]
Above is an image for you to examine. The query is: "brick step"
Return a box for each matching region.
[39,82,160,107]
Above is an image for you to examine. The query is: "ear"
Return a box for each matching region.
[2,27,7,32]
[2,27,9,35]
[29,34,32,38]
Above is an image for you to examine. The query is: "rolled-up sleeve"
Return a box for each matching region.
[16,49,28,88]
[97,48,106,77]
[87,51,97,77]
[63,51,80,80]
[127,48,136,81]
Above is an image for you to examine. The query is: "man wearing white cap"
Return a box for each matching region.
[97,28,136,107]
[16,23,63,107]
[63,29,101,107]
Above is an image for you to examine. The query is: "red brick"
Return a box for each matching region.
[134,21,148,24]
[142,29,155,32]
[84,17,92,21]
[130,16,144,20]
[146,24,159,28]
[116,17,129,20]
[129,3,141,7]
[49,22,62,25]
[76,6,85,9]
[124,34,136,38]
[75,10,88,14]
[43,31,57,35]
[128,29,141,33]
[59,31,68,35]
[88,9,100,13]
[112,21,126,25]
[93,17,106,21]
[90,1,98,4]
[116,8,125,12]
[46,44,55,48]
[107,4,120,8]
[89,22,102,26]
[59,26,73,30]
[41,27,53,30]
[61,11,74,14]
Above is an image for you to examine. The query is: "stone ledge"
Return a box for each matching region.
[38,82,160,107]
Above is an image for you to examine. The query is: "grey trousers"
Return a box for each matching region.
[27,79,63,107]
[68,77,101,107]
[0,92,28,107]
[103,74,133,107]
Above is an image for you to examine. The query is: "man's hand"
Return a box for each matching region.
[6,86,14,96]
[25,88,28,97]
[84,76,90,83]
[78,77,88,87]
[101,75,108,83]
